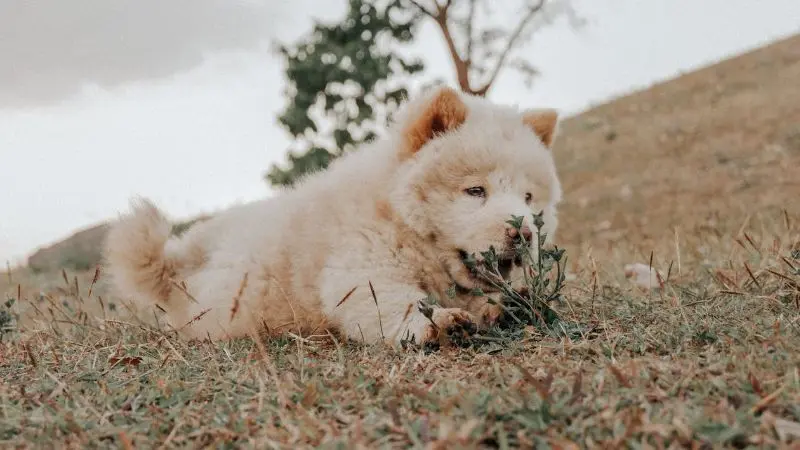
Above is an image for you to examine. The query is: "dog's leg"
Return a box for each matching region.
[321,280,479,349]
[458,291,506,331]
[163,266,274,342]
[411,303,482,350]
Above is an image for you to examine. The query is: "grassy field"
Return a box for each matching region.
[1,34,799,448]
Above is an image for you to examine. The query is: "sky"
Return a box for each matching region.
[1,0,799,265]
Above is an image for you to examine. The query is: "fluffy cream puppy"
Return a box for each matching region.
[104,86,562,349]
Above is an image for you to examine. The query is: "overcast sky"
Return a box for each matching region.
[1,0,799,265]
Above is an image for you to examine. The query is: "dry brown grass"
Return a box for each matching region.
[1,34,799,448]
[554,33,800,260]
[0,211,797,448]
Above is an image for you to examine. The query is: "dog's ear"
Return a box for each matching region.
[401,86,468,158]
[522,109,559,148]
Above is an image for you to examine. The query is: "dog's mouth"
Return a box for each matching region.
[457,249,518,282]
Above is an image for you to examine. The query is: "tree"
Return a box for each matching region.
[404,0,583,96]
[266,0,424,188]
[267,0,582,188]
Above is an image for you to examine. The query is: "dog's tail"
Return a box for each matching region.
[104,198,178,311]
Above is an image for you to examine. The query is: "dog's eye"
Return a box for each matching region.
[525,193,532,204]
[464,186,486,197]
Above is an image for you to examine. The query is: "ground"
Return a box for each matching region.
[1,34,799,448]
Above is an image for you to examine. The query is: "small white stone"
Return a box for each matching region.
[624,263,663,290]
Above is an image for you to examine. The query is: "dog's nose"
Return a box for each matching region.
[506,225,533,241]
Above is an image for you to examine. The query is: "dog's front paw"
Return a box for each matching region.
[478,301,504,330]
[417,304,478,350]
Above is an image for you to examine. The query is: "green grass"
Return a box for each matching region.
[1,213,799,449]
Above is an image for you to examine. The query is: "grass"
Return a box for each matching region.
[454,212,587,351]
[1,209,798,449]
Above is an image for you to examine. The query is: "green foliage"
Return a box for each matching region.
[410,211,587,352]
[0,297,17,341]
[171,215,210,237]
[460,212,592,350]
[267,0,425,187]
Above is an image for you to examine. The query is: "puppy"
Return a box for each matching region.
[104,86,563,349]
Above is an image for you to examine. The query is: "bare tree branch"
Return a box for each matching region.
[406,0,436,18]
[406,0,555,97]
[464,0,477,67]
[429,2,476,94]
[475,0,546,96]
[405,0,472,92]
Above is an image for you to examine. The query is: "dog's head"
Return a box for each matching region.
[389,86,563,290]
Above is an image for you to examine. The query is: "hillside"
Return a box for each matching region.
[552,33,800,261]
[26,223,109,273]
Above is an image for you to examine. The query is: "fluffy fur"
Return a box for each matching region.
[103,86,563,349]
